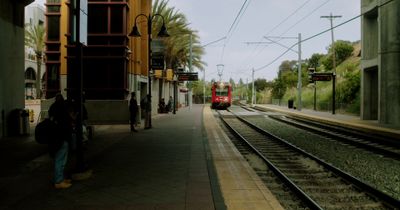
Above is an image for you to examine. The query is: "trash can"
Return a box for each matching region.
[288,99,294,109]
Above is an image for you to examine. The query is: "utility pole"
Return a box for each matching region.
[321,13,341,114]
[203,70,205,105]
[188,33,192,109]
[297,33,302,111]
[251,68,255,106]
[264,35,302,110]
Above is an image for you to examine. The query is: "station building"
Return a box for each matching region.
[44,0,178,123]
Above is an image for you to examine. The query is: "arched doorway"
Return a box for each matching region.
[25,67,36,99]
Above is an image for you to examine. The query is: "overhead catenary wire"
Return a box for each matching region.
[236,0,312,71]
[253,0,396,73]
[279,0,331,36]
[239,0,330,72]
[220,0,251,63]
[254,14,361,72]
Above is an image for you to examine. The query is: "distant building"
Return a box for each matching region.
[24,3,45,99]
[361,0,400,127]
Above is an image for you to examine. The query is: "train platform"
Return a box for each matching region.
[253,104,400,140]
[0,104,283,210]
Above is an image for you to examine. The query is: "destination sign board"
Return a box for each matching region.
[177,72,198,81]
[312,73,333,81]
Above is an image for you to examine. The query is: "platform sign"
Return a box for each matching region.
[312,73,333,81]
[151,53,165,70]
[177,72,198,81]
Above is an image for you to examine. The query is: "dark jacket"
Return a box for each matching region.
[129,98,138,114]
[48,100,72,157]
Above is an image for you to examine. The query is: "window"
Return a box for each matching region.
[88,5,108,33]
[216,87,229,96]
[47,16,60,41]
[110,7,123,33]
[47,6,60,13]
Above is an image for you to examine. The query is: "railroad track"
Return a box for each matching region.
[269,114,400,161]
[243,105,400,161]
[218,110,400,209]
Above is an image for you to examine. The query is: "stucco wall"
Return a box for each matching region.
[0,1,28,137]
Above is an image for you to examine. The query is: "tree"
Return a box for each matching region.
[279,60,297,73]
[332,40,354,64]
[254,78,268,92]
[271,77,286,99]
[322,40,354,71]
[308,53,324,69]
[238,78,244,86]
[25,23,45,99]
[229,78,235,88]
[152,0,206,71]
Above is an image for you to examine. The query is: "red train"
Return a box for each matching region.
[211,82,232,109]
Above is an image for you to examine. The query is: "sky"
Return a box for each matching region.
[166,0,361,83]
[33,0,361,83]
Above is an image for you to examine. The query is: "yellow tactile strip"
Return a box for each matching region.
[203,107,284,210]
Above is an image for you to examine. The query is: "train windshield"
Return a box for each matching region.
[216,86,229,96]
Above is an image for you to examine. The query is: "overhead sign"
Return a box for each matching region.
[177,72,198,81]
[312,73,333,81]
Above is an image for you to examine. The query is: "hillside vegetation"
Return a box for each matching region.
[255,40,361,115]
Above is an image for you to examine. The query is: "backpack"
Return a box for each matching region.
[35,118,57,144]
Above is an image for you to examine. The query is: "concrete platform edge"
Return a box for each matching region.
[201,106,227,210]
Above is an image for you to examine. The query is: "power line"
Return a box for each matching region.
[255,14,361,72]
[236,0,312,71]
[220,0,251,63]
[262,0,312,37]
[279,0,331,36]
[226,0,250,39]
[252,0,397,73]
[201,36,227,47]
[239,0,329,72]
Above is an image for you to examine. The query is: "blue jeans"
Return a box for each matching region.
[54,141,68,184]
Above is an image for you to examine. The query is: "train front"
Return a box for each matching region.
[211,82,231,109]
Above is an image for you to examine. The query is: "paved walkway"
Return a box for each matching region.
[0,105,218,210]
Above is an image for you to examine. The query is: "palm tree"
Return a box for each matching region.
[25,23,46,99]
[152,0,206,71]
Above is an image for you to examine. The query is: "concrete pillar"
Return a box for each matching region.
[0,1,30,137]
[361,0,400,127]
[378,0,400,125]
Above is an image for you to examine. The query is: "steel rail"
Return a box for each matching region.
[218,112,323,210]
[228,111,400,208]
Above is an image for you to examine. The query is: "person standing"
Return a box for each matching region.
[129,92,138,132]
[48,93,72,189]
[144,94,152,129]
[167,96,173,112]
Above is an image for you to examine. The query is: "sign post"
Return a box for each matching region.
[309,72,336,114]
